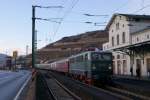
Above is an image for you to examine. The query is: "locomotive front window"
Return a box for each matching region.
[91,52,112,61]
[91,53,101,60]
[101,54,112,60]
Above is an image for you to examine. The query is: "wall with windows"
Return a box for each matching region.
[108,15,130,50]
[107,15,131,75]
[103,42,109,51]
[131,29,150,44]
[129,19,150,34]
[103,14,150,77]
[131,53,150,76]
[112,53,130,75]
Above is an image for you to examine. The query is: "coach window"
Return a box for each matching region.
[76,56,80,62]
[85,54,88,61]
[70,58,74,63]
[80,55,84,62]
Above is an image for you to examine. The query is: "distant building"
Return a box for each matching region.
[0,53,12,69]
[103,13,150,77]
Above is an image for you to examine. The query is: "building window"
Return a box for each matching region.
[122,32,126,43]
[137,37,139,42]
[146,58,150,75]
[112,29,113,32]
[117,60,121,75]
[123,60,127,75]
[116,23,119,30]
[117,34,119,45]
[112,56,115,60]
[119,16,122,20]
[147,35,149,39]
[117,55,120,59]
[112,36,114,46]
[122,24,124,27]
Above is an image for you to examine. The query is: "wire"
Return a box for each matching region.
[52,0,79,40]
[48,0,68,43]
[141,0,145,8]
[133,3,150,13]
[111,0,130,13]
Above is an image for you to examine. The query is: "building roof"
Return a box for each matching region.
[105,13,150,30]
[131,27,150,35]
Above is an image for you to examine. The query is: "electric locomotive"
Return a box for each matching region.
[69,51,113,85]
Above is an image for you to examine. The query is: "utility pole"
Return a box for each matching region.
[31,5,63,68]
[32,6,35,68]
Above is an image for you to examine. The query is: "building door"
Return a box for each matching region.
[113,61,115,74]
[123,60,127,75]
[146,58,150,76]
[136,59,142,77]
[117,60,121,75]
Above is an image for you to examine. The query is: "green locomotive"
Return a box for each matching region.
[69,51,113,85]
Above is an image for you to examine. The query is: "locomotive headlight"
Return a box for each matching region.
[108,66,112,70]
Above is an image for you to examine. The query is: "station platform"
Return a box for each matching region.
[112,75,150,82]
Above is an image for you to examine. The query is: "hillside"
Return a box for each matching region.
[27,30,108,63]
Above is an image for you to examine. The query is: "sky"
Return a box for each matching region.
[0,0,150,56]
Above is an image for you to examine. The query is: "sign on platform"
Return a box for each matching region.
[13,51,18,58]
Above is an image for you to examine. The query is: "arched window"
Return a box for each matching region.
[122,32,126,43]
[117,34,119,45]
[112,36,114,46]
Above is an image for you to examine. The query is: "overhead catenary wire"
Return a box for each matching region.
[111,0,130,13]
[50,0,69,42]
[52,0,79,40]
[133,3,150,13]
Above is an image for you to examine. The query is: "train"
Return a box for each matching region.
[37,51,113,85]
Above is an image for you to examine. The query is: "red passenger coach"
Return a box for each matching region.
[54,59,69,73]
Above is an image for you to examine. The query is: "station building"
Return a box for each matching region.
[103,13,150,77]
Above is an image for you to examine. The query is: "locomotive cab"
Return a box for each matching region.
[90,52,113,84]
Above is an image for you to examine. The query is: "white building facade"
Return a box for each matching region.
[103,14,150,77]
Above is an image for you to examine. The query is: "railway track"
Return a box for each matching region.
[41,70,150,100]
[45,70,127,100]
[40,71,81,100]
